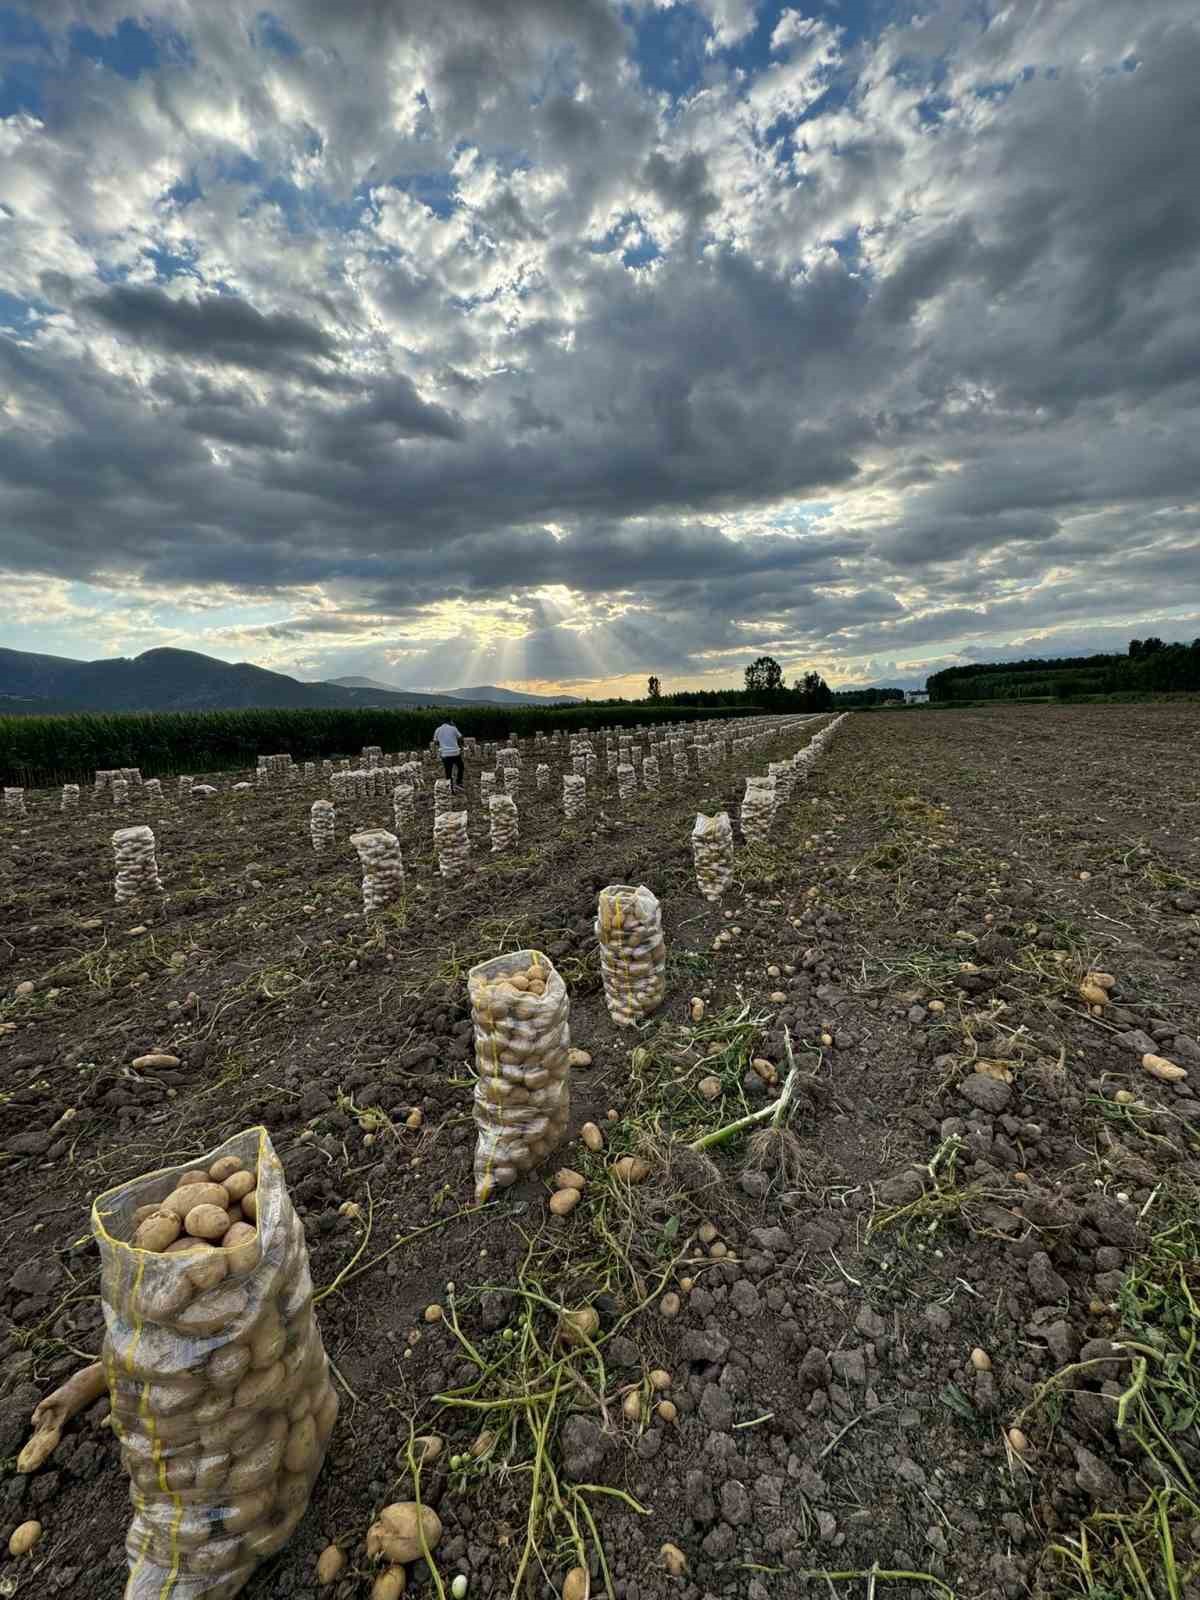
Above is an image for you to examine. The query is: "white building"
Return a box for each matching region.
[905,690,930,705]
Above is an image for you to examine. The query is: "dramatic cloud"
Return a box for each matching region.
[0,0,1197,695]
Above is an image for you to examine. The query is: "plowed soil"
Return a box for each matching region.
[2,703,1199,1600]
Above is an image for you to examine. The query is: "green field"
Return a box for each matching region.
[0,701,763,787]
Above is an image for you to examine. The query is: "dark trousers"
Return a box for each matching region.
[442,753,464,787]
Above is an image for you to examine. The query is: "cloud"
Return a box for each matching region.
[0,0,1198,694]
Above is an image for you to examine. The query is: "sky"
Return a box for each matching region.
[0,1,1197,698]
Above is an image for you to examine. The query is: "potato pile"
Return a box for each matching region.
[535,762,551,791]
[480,770,496,804]
[61,783,80,811]
[97,1136,337,1599]
[672,750,689,782]
[433,778,453,817]
[642,755,660,792]
[596,884,667,1027]
[572,753,588,778]
[469,953,571,1201]
[434,810,470,879]
[310,800,335,855]
[351,829,406,913]
[740,775,776,846]
[489,793,519,853]
[112,777,130,807]
[617,762,636,801]
[563,774,586,819]
[4,786,26,816]
[130,1159,260,1257]
[112,824,163,904]
[144,778,163,806]
[692,811,734,901]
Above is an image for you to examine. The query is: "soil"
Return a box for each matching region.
[1,703,1199,1600]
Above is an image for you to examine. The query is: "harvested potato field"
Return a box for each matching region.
[2,704,1199,1600]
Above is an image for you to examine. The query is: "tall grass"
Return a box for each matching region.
[0,702,760,787]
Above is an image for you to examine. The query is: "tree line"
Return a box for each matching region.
[926,638,1200,701]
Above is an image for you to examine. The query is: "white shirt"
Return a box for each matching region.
[434,723,462,756]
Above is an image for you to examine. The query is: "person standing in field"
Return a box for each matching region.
[435,719,465,792]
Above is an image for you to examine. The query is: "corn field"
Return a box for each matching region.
[0,702,758,787]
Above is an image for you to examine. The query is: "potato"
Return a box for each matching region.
[315,1385,338,1442]
[373,1570,408,1600]
[145,1411,203,1448]
[224,1202,244,1226]
[241,1188,259,1223]
[287,1387,314,1424]
[185,1245,229,1293]
[175,1283,249,1339]
[159,1453,198,1491]
[133,1202,165,1226]
[145,1374,206,1417]
[134,1273,194,1321]
[284,1415,318,1475]
[367,1503,443,1565]
[186,1533,245,1578]
[223,1169,256,1203]
[226,1427,285,1493]
[317,1545,346,1585]
[193,1449,232,1493]
[163,1183,230,1219]
[199,1408,258,1453]
[243,1504,303,1560]
[562,1568,590,1600]
[221,1221,260,1275]
[207,1343,252,1390]
[193,1390,234,1426]
[208,1156,245,1184]
[250,1314,285,1370]
[178,1169,212,1187]
[184,1203,232,1240]
[134,1212,183,1252]
[559,1307,599,1347]
[274,1470,315,1513]
[235,1358,286,1411]
[218,1486,273,1535]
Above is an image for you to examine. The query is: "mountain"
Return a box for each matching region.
[326,675,407,693]
[327,675,583,706]
[0,646,463,714]
[443,684,584,705]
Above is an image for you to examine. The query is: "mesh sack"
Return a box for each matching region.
[596,884,666,1027]
[92,1127,337,1600]
[692,812,733,901]
[468,952,570,1202]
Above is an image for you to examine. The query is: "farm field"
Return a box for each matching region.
[1,703,1199,1600]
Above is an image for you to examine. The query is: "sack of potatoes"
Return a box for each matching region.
[91,1126,337,1600]
[468,951,572,1203]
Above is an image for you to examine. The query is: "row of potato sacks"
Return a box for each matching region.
[93,1127,336,1600]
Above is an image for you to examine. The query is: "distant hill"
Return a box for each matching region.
[0,646,465,714]
[443,684,584,706]
[327,674,582,706]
